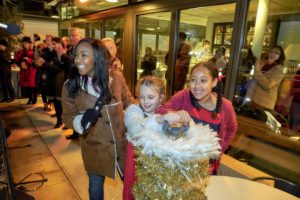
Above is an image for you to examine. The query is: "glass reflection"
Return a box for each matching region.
[136,12,171,88]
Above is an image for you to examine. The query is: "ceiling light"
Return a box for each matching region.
[51,14,60,19]
[46,0,58,6]
[146,28,155,31]
[106,0,118,2]
[50,6,60,18]
[79,0,89,2]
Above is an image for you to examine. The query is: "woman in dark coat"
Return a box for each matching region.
[36,37,72,128]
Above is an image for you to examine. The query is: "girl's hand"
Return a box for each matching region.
[162,110,191,125]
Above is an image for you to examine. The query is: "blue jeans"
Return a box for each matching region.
[88,173,105,200]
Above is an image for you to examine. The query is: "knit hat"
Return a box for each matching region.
[0,39,8,47]
[22,36,32,43]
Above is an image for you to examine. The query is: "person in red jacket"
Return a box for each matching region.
[156,61,238,174]
[14,36,37,104]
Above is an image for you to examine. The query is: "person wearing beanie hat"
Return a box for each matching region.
[0,38,15,102]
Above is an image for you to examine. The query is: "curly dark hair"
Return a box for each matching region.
[189,61,223,119]
[66,38,111,103]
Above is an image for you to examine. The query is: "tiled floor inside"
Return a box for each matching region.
[1,98,123,200]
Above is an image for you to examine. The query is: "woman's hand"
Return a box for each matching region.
[20,61,28,69]
[42,74,47,80]
[35,57,44,67]
[11,63,18,68]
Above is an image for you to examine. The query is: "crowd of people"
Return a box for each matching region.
[0,28,84,139]
[58,32,237,199]
[2,26,298,199]
[1,29,239,199]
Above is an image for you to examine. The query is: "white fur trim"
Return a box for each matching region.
[125,105,221,163]
[73,114,84,134]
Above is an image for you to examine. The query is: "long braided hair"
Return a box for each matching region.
[189,61,223,119]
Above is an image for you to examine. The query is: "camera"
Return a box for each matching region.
[34,33,41,42]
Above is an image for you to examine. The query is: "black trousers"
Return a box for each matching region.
[25,87,37,103]
[0,74,15,100]
[53,99,62,124]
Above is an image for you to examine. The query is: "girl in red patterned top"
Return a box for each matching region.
[156,61,238,174]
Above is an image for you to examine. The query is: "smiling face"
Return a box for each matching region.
[189,65,217,104]
[267,47,281,65]
[139,84,164,114]
[23,42,30,50]
[75,42,95,77]
[69,29,82,47]
[53,41,64,55]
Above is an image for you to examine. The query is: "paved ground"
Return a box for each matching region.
[0,98,123,200]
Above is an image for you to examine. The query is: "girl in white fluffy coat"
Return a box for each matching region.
[122,76,220,200]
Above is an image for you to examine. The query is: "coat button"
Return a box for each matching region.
[105,121,110,125]
[110,140,114,144]
[117,156,120,161]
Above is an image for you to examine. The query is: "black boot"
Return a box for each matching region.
[26,99,32,105]
[54,117,63,129]
[66,131,79,140]
[31,99,37,105]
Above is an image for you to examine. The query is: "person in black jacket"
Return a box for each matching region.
[38,35,57,111]
[0,38,15,102]
[64,28,83,139]
[35,37,72,129]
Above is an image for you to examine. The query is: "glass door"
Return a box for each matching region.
[104,17,125,63]
[136,12,172,90]
[230,0,300,184]
[176,3,236,92]
[86,20,102,39]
